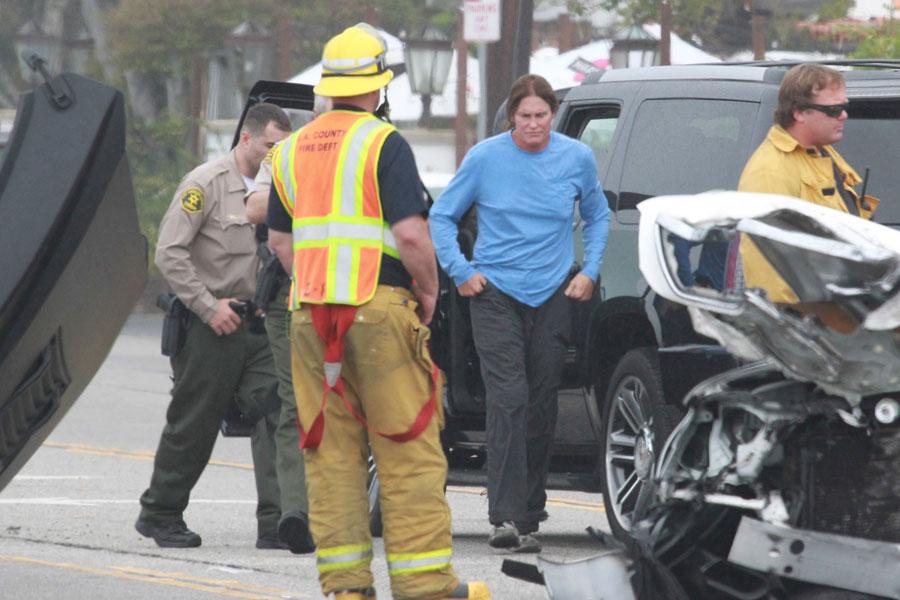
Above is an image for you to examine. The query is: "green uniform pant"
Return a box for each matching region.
[291,286,458,600]
[265,280,309,516]
[139,314,282,537]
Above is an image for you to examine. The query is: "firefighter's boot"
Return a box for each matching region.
[442,581,491,599]
[333,590,376,599]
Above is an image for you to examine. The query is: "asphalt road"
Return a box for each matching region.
[0,314,611,599]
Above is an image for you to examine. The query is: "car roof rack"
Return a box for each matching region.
[582,59,900,87]
[723,59,900,70]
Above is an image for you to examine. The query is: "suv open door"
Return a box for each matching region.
[0,73,147,491]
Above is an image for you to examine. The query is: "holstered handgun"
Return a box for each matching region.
[156,292,189,357]
[253,242,288,313]
[228,300,267,335]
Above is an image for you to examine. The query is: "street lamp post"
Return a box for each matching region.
[206,21,273,124]
[404,26,453,128]
[230,21,274,97]
[609,25,660,69]
[14,19,63,83]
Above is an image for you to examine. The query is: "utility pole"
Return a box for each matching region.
[275,8,294,81]
[483,0,533,137]
[749,0,769,60]
[455,10,469,167]
[659,1,672,66]
[558,12,572,53]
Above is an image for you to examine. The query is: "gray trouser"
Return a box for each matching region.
[470,279,572,532]
[265,280,309,517]
[139,313,281,537]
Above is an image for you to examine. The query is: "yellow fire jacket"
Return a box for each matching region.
[737,125,879,303]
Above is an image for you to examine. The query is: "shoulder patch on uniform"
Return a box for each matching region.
[262,146,276,166]
[180,187,204,213]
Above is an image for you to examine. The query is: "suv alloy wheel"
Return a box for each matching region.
[600,347,680,539]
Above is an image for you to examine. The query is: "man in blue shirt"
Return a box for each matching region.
[429,74,609,552]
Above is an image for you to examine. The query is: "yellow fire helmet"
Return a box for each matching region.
[315,23,394,97]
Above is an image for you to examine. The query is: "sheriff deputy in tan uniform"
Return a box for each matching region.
[135,102,293,549]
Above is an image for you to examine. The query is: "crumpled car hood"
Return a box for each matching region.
[638,191,900,401]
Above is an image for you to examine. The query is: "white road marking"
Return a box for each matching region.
[0,498,255,506]
[13,475,105,480]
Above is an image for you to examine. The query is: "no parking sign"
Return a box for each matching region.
[463,0,501,43]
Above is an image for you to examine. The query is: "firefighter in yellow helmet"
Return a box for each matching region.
[267,24,490,600]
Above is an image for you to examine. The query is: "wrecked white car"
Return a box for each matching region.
[628,191,900,599]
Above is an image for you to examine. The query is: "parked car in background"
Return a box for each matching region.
[424,60,900,540]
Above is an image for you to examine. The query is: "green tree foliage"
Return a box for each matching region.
[817,0,853,21]
[851,20,900,59]
[127,114,196,273]
[103,0,285,262]
[597,0,748,55]
[292,0,458,70]
[105,0,288,78]
[596,0,847,57]
[4,0,456,272]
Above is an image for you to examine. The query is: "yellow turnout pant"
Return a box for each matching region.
[290,286,458,599]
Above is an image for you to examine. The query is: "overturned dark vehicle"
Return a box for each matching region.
[0,63,147,491]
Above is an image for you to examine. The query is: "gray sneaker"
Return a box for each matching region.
[511,533,541,553]
[488,521,518,548]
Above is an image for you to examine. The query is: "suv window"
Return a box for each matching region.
[579,112,619,171]
[839,99,900,225]
[618,98,759,219]
[570,107,620,261]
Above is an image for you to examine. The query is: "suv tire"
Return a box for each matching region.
[600,347,681,540]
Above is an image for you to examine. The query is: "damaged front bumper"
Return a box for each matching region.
[728,516,900,599]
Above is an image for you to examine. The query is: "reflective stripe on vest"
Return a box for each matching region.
[316,543,373,574]
[386,548,453,576]
[292,219,399,257]
[271,110,396,307]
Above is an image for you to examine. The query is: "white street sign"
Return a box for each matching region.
[464,0,501,43]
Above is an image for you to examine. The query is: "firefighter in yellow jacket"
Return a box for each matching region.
[738,63,879,305]
[267,23,490,600]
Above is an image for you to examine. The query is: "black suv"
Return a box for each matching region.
[427,60,900,539]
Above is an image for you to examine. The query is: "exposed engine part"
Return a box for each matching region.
[793,424,900,543]
[875,397,899,424]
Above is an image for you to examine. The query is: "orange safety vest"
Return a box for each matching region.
[271,110,437,448]
[272,110,400,308]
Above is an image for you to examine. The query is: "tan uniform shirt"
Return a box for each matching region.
[156,150,258,323]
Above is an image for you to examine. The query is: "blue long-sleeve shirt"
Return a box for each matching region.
[429,131,610,307]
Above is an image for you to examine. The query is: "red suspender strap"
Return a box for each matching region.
[298,303,440,449]
[299,304,358,449]
[377,360,439,443]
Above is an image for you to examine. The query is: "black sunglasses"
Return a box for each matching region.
[800,102,849,118]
